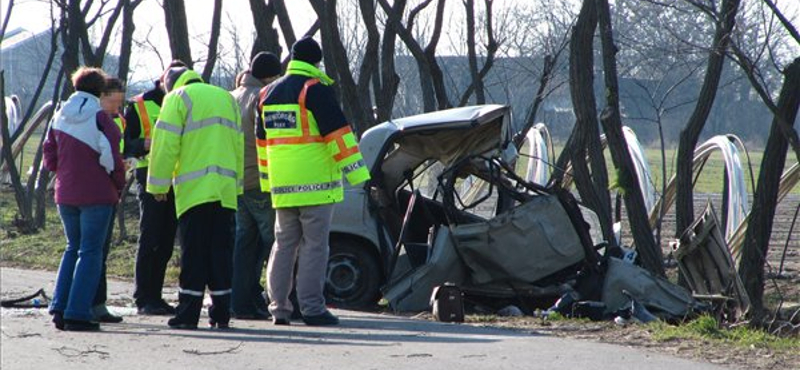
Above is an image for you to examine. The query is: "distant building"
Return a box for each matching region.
[2,27,119,117]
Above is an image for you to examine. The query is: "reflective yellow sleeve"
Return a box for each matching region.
[324,126,370,186]
[147,93,185,194]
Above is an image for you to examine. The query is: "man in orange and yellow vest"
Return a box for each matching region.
[256,37,370,326]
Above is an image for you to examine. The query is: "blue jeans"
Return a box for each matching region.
[231,189,275,316]
[50,204,113,321]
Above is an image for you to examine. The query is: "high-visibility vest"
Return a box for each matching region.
[258,75,370,208]
[113,114,126,153]
[146,69,244,217]
[132,95,161,168]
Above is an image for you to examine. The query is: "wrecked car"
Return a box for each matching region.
[324,104,598,310]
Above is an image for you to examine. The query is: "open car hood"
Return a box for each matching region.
[360,104,513,192]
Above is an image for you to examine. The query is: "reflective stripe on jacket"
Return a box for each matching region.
[113,114,126,153]
[257,61,370,208]
[132,95,160,168]
[147,70,244,217]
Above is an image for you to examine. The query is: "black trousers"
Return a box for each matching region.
[133,167,178,308]
[93,205,117,307]
[174,202,234,325]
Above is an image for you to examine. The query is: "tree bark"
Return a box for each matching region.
[595,0,663,275]
[248,0,280,58]
[201,0,223,82]
[675,0,740,237]
[567,0,615,246]
[0,72,34,233]
[117,0,142,82]
[271,0,296,54]
[309,0,373,135]
[163,0,193,67]
[738,57,800,317]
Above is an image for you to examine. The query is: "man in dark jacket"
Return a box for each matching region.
[123,61,186,315]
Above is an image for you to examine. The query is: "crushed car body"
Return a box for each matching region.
[326,104,703,322]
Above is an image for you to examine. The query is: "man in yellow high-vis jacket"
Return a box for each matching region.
[147,65,243,330]
[256,37,370,326]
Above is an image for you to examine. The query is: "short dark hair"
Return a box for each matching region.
[104,77,125,94]
[72,67,108,97]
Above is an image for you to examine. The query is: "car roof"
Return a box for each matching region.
[386,104,509,132]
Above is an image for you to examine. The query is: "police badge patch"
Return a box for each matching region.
[264,111,298,129]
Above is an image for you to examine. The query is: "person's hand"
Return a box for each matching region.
[153,193,167,202]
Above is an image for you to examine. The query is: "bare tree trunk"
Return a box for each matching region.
[738,57,800,317]
[248,0,280,58]
[309,0,374,135]
[163,0,193,67]
[117,0,143,81]
[595,0,663,275]
[379,0,449,112]
[376,1,401,122]
[60,1,82,99]
[0,0,14,42]
[459,0,499,107]
[464,0,484,104]
[0,72,34,233]
[201,0,223,82]
[271,0,296,53]
[567,0,615,246]
[675,0,740,237]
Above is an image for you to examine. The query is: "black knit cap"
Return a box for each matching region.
[291,37,322,65]
[250,52,281,79]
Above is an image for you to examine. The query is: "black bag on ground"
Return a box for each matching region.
[430,282,464,323]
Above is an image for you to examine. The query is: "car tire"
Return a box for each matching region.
[325,237,382,309]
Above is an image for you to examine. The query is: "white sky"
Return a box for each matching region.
[3,0,799,85]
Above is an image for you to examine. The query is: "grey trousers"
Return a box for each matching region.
[267,203,334,319]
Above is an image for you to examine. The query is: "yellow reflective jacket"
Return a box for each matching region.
[257,61,370,208]
[147,70,244,217]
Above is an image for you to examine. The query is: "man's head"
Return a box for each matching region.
[71,67,108,97]
[291,37,322,66]
[159,60,189,92]
[250,51,282,83]
[101,77,125,115]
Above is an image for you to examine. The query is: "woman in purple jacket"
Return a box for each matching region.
[44,67,126,331]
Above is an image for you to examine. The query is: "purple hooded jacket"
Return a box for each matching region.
[43,91,126,206]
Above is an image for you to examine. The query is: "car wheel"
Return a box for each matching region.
[325,238,382,309]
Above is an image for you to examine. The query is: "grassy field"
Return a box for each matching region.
[2,131,798,282]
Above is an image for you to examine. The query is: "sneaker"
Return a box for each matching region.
[51,311,65,330]
[302,310,339,326]
[93,305,123,323]
[63,319,100,331]
[272,317,291,326]
[155,300,177,314]
[167,317,197,330]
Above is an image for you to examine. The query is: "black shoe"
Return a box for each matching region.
[138,302,175,316]
[232,311,270,320]
[64,319,100,331]
[209,319,230,329]
[96,312,124,323]
[51,312,64,331]
[272,317,291,326]
[167,317,198,330]
[302,310,339,326]
[156,300,177,314]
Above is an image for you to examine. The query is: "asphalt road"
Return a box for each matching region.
[0,267,726,370]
